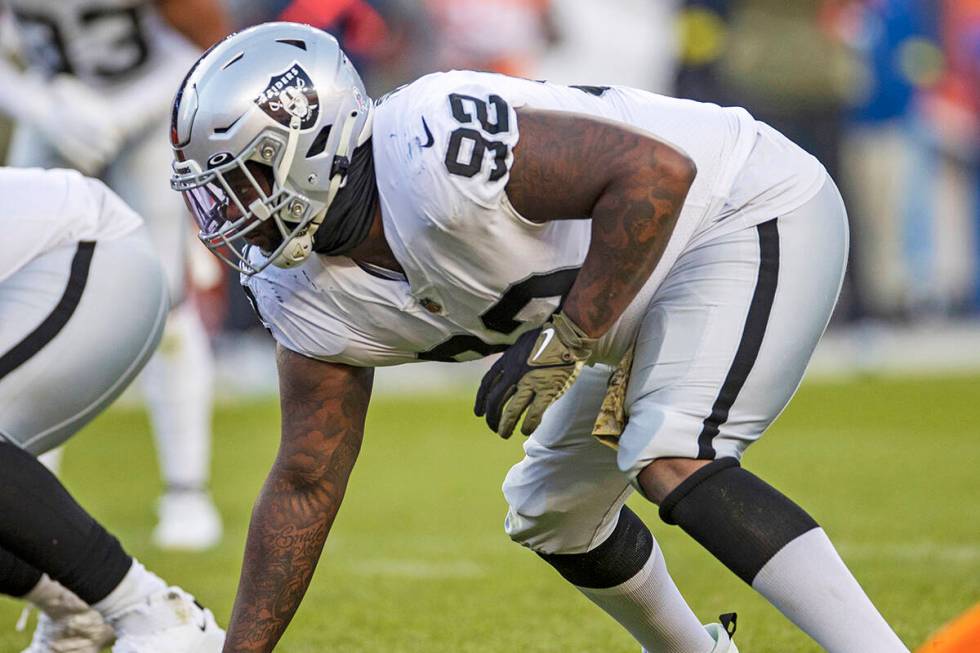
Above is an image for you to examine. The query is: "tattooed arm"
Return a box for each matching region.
[505,107,696,338]
[223,345,374,652]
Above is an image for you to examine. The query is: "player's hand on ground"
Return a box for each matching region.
[475,312,596,438]
[35,75,125,175]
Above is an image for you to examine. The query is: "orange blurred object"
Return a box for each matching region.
[278,0,389,58]
[915,604,980,653]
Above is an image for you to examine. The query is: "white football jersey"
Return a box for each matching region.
[245,71,825,367]
[0,167,142,283]
[1,0,196,88]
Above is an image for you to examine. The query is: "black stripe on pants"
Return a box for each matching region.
[0,241,96,381]
[697,220,779,459]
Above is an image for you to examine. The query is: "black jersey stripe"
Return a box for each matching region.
[0,242,96,381]
[696,219,780,459]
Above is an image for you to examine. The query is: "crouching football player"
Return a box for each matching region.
[0,0,230,551]
[171,23,909,652]
[0,167,225,652]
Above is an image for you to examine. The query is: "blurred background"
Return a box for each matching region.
[1,3,977,651]
[3,0,979,393]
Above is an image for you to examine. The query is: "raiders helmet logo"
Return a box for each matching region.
[254,64,320,130]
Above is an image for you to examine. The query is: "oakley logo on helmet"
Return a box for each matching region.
[255,64,319,130]
[207,152,233,168]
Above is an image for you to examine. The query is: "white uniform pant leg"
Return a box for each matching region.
[0,230,168,455]
[503,364,635,554]
[502,368,717,653]
[8,125,87,474]
[617,174,849,479]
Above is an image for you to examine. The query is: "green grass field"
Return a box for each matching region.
[2,374,978,652]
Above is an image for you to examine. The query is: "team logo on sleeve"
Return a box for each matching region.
[254,65,319,130]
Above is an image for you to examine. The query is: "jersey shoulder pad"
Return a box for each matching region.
[378,71,523,213]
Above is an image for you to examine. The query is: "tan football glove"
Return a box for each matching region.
[475,312,596,438]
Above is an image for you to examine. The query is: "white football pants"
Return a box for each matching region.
[504,174,848,553]
[0,230,168,453]
[9,118,216,491]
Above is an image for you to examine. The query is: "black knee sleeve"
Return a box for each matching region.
[659,457,818,585]
[0,441,132,604]
[0,547,43,598]
[537,506,653,589]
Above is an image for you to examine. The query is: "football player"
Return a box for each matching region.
[0,0,229,550]
[0,166,224,652]
[171,23,910,653]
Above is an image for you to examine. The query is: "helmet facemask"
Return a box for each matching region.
[172,106,361,275]
[174,128,318,274]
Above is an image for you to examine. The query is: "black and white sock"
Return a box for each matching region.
[660,458,908,653]
[539,507,714,653]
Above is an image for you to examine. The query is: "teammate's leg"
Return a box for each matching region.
[5,125,74,479]
[0,232,224,650]
[619,178,907,652]
[504,366,719,652]
[106,125,222,549]
[0,440,156,606]
[0,547,42,600]
[0,438,224,653]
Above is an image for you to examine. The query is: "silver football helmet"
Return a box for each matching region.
[170,22,372,274]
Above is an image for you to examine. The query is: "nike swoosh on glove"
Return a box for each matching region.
[475,312,596,438]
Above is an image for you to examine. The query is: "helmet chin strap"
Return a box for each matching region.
[270,109,360,269]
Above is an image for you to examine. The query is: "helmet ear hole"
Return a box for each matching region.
[305,125,332,158]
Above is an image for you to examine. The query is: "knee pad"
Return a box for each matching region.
[537,507,653,589]
[659,457,818,584]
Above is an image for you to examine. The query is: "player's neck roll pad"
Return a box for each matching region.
[312,139,378,256]
[659,457,818,585]
[538,506,653,589]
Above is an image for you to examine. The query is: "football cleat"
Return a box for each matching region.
[152,490,222,551]
[109,587,224,653]
[19,584,115,653]
[705,612,740,653]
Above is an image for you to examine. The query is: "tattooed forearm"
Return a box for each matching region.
[223,347,374,652]
[506,107,696,338]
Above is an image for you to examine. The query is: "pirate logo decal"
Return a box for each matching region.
[255,64,319,130]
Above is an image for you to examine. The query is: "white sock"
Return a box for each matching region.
[38,448,64,475]
[752,528,909,653]
[140,302,214,491]
[92,560,166,622]
[23,574,82,612]
[578,539,714,653]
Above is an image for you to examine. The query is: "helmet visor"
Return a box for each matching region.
[182,181,230,236]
